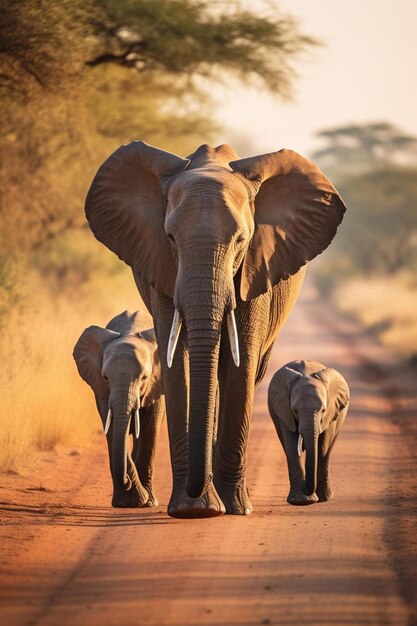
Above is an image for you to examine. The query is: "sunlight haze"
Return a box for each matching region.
[214,0,417,156]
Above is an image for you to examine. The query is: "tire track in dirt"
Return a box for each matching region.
[1,278,416,626]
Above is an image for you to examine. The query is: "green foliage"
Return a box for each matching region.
[312,122,417,177]
[335,168,417,274]
[313,122,417,287]
[88,0,317,95]
[90,66,218,153]
[0,0,94,100]
[31,229,124,293]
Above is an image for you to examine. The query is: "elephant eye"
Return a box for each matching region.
[236,232,246,245]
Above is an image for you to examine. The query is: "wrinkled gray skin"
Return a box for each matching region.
[73,310,165,508]
[84,141,346,518]
[268,360,349,505]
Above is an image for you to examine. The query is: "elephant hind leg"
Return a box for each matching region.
[316,460,333,502]
[102,419,149,508]
[111,448,150,508]
[286,456,318,506]
[131,400,165,507]
[278,425,317,506]
[112,483,149,508]
[214,351,255,515]
[214,478,253,515]
[316,430,339,502]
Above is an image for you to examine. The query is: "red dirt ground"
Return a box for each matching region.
[1,280,416,626]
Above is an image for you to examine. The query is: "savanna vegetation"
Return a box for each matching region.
[312,122,417,361]
[0,0,316,472]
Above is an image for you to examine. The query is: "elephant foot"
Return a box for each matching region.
[168,482,225,519]
[111,482,150,508]
[142,482,158,507]
[316,484,333,502]
[287,489,318,506]
[215,480,253,515]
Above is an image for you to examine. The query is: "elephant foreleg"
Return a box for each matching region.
[214,297,271,515]
[151,290,225,518]
[214,351,257,515]
[97,399,149,507]
[151,292,188,493]
[109,436,149,507]
[316,408,347,502]
[131,399,165,506]
[316,438,334,502]
[281,428,318,506]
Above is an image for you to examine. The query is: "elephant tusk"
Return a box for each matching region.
[135,398,140,439]
[227,309,240,367]
[297,434,303,457]
[167,308,182,368]
[135,410,140,439]
[104,408,112,435]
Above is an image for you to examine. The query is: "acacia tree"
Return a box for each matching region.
[312,122,417,175]
[333,168,417,274]
[0,0,317,98]
[0,0,92,99]
[312,122,417,278]
[0,0,317,256]
[86,0,316,95]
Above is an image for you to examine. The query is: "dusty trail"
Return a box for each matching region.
[1,280,416,626]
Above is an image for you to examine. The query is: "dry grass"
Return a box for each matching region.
[0,239,141,474]
[332,271,417,360]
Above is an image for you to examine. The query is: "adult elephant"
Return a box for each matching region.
[85,141,346,518]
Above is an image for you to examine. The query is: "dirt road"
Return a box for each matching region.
[1,280,416,626]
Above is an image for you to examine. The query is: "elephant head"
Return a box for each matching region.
[269,360,349,496]
[73,311,162,492]
[85,141,346,499]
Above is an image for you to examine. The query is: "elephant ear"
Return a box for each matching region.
[313,367,350,430]
[85,141,189,298]
[268,365,302,432]
[230,150,346,301]
[73,326,120,400]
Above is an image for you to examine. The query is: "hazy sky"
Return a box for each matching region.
[213,0,417,156]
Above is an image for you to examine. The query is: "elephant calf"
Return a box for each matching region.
[268,360,349,506]
[73,310,165,508]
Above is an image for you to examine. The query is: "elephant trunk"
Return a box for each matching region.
[178,255,231,499]
[111,383,136,490]
[186,317,221,498]
[301,411,320,496]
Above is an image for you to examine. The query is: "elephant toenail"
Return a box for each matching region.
[192,499,205,508]
[245,507,252,515]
